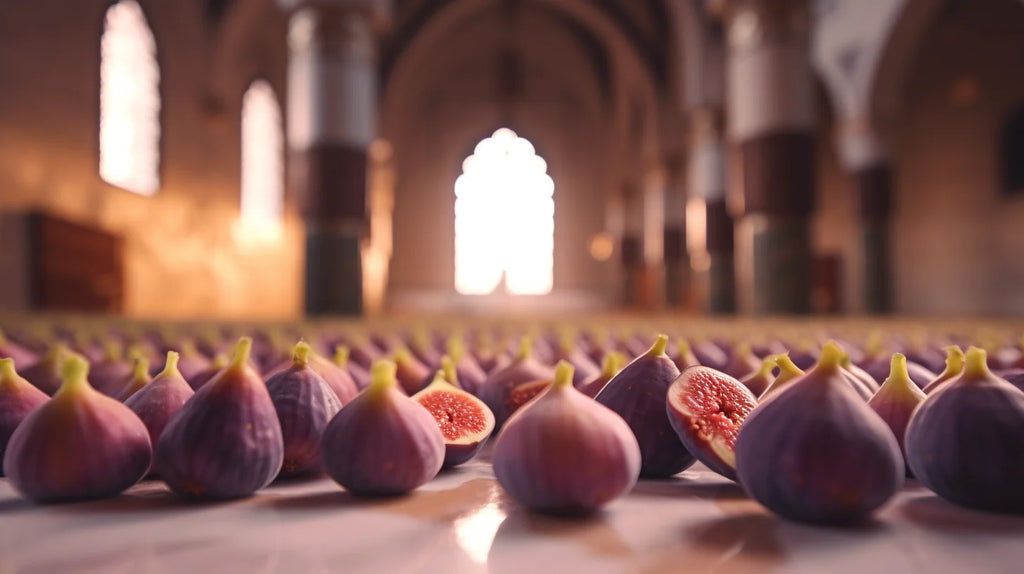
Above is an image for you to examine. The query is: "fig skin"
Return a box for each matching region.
[692,340,728,372]
[595,334,695,478]
[116,357,153,402]
[306,350,360,405]
[580,352,626,399]
[123,351,195,470]
[394,347,432,395]
[667,366,758,481]
[735,342,904,524]
[155,338,284,500]
[266,342,342,478]
[0,329,37,367]
[149,341,209,382]
[412,364,495,468]
[739,355,777,397]
[921,346,965,394]
[554,332,600,387]
[867,354,925,476]
[757,354,804,401]
[322,359,445,497]
[4,356,152,503]
[493,361,641,515]
[478,337,555,429]
[671,340,700,372]
[186,354,227,391]
[88,343,136,397]
[20,342,72,396]
[722,342,760,380]
[0,359,48,477]
[905,347,1024,514]
[444,337,487,396]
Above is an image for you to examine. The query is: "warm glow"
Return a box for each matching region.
[589,232,615,261]
[239,80,284,242]
[99,0,160,196]
[453,497,507,564]
[454,128,554,295]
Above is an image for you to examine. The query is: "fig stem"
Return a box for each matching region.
[0,358,17,383]
[333,345,350,368]
[159,351,181,379]
[57,354,92,396]
[293,341,312,367]
[677,339,691,358]
[602,352,625,378]
[516,336,533,361]
[446,336,465,362]
[131,357,150,383]
[815,341,844,372]
[880,353,919,397]
[228,337,253,372]
[368,359,398,395]
[962,347,990,379]
[755,355,778,378]
[394,346,413,365]
[553,360,574,389]
[104,341,123,362]
[441,355,459,387]
[647,334,670,357]
[211,354,228,370]
[938,346,965,379]
[0,328,7,346]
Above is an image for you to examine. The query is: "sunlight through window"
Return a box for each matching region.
[238,80,284,242]
[454,128,554,295]
[99,0,160,196]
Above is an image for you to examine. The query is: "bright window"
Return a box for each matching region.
[239,80,284,239]
[454,128,554,295]
[99,0,160,196]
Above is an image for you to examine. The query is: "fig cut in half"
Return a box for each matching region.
[412,367,495,468]
[667,366,758,481]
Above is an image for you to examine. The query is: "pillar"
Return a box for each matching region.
[688,108,735,313]
[620,183,646,307]
[726,0,815,314]
[280,0,390,315]
[663,156,690,308]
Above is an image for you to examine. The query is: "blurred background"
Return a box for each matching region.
[0,0,1022,320]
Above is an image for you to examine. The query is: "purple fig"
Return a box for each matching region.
[266,342,342,478]
[445,337,487,396]
[493,361,641,515]
[595,334,694,477]
[580,352,626,399]
[671,339,699,372]
[20,343,72,396]
[479,337,555,428]
[739,355,777,397]
[150,340,209,382]
[867,354,925,476]
[4,356,151,502]
[186,353,227,391]
[840,353,880,393]
[116,357,152,401]
[0,359,48,476]
[757,354,804,401]
[735,342,904,524]
[336,346,372,390]
[0,329,37,367]
[88,342,135,397]
[722,342,760,380]
[921,346,965,394]
[1002,369,1024,392]
[307,349,359,405]
[554,332,600,387]
[692,339,728,371]
[123,351,194,469]
[412,365,495,467]
[321,360,444,496]
[905,347,1024,513]
[155,338,283,499]
[394,347,432,395]
[667,366,758,481]
[409,329,443,371]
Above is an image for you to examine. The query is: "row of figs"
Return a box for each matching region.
[1,322,1024,523]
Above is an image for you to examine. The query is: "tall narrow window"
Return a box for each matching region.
[454,128,554,295]
[99,0,160,196]
[239,80,284,239]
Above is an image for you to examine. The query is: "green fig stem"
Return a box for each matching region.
[553,360,574,389]
[602,352,625,378]
[428,369,452,389]
[775,354,804,379]
[0,358,17,386]
[677,339,691,358]
[441,355,459,387]
[333,345,350,368]
[132,357,150,382]
[755,355,778,378]
[211,353,228,370]
[228,337,253,373]
[293,341,312,368]
[963,347,989,379]
[879,353,921,398]
[0,328,7,347]
[446,336,465,363]
[159,351,181,379]
[57,355,92,396]
[735,341,751,358]
[815,341,844,373]
[394,346,413,365]
[368,359,398,396]
[939,346,965,379]
[104,341,123,362]
[516,336,533,361]
[647,334,670,357]
[866,331,883,356]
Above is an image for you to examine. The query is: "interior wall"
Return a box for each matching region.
[890,0,1024,315]
[0,0,302,319]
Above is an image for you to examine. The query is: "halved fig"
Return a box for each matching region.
[666,366,758,481]
[505,379,552,420]
[413,370,495,467]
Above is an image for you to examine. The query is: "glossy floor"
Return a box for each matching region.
[1,458,1023,573]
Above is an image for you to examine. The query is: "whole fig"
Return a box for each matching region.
[739,355,777,397]
[905,347,1024,513]
[123,351,194,470]
[735,342,904,524]
[493,361,641,515]
[0,359,48,476]
[867,353,925,476]
[20,342,72,396]
[921,346,965,394]
[321,360,444,497]
[479,337,554,428]
[116,356,152,401]
[595,334,694,477]
[155,338,284,499]
[580,352,626,399]
[4,356,151,502]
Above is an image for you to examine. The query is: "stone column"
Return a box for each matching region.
[662,156,689,308]
[688,108,735,314]
[620,183,646,307]
[726,0,815,314]
[840,121,893,313]
[280,0,390,315]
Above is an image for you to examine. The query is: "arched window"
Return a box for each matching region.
[239,80,284,239]
[1001,105,1024,195]
[99,0,160,196]
[454,128,554,295]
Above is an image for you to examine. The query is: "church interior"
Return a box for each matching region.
[1,0,1024,570]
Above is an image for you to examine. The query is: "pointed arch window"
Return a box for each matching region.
[239,80,284,239]
[99,0,161,196]
[454,128,554,295]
